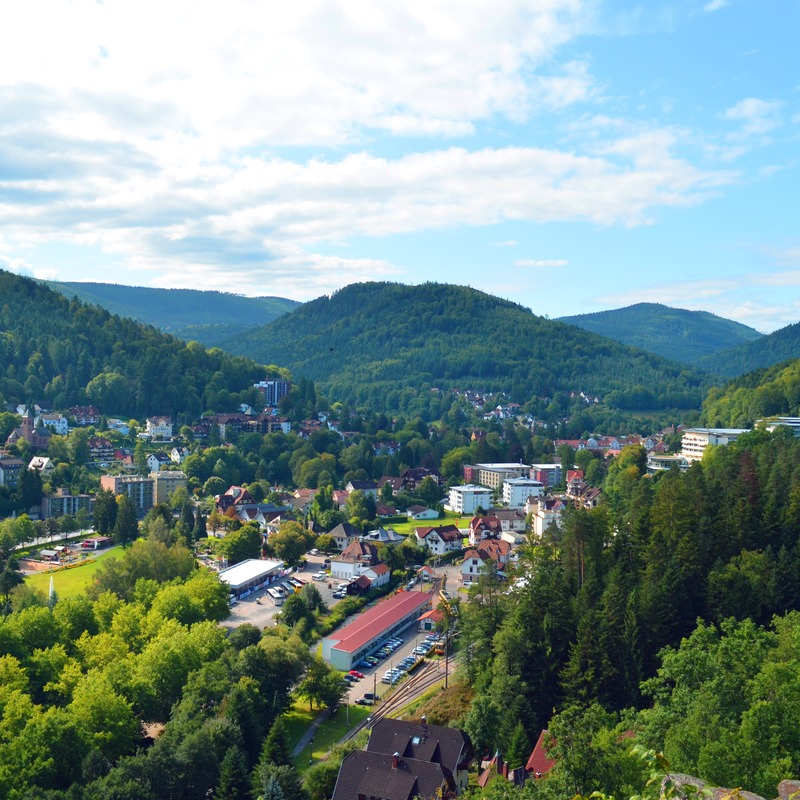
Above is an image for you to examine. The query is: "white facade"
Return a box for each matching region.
[681,428,749,463]
[647,454,690,474]
[408,507,439,520]
[107,419,130,435]
[38,413,69,435]
[502,477,544,508]
[329,558,364,581]
[448,485,493,515]
[758,417,800,436]
[534,501,565,539]
[362,564,391,587]
[415,529,462,555]
[146,417,173,439]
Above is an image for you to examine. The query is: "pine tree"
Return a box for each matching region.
[114,494,139,548]
[260,716,294,769]
[217,746,249,800]
[193,512,207,542]
[505,723,531,770]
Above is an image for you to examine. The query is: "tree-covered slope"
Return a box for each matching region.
[223,282,714,412]
[558,302,762,364]
[0,270,281,420]
[44,280,301,347]
[694,320,800,378]
[701,356,800,427]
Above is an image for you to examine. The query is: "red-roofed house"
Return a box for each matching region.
[417,606,446,632]
[468,516,502,546]
[415,524,463,556]
[362,562,391,587]
[526,730,556,777]
[461,540,511,585]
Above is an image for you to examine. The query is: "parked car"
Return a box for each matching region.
[349,671,363,679]
[356,697,375,705]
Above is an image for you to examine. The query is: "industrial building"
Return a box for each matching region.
[322,590,433,672]
[218,558,285,599]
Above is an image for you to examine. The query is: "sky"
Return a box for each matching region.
[0,0,798,332]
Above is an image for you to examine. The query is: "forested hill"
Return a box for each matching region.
[558,302,762,364]
[44,280,301,347]
[701,357,800,427]
[223,282,714,413]
[0,270,282,420]
[694,320,800,378]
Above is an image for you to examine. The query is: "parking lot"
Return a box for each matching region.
[221,553,341,630]
[341,620,443,705]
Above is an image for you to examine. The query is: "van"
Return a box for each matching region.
[363,692,376,700]
[310,548,319,555]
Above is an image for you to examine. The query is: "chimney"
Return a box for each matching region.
[503,763,509,779]
[421,715,427,724]
[393,752,400,769]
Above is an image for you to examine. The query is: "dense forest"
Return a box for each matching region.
[456,428,800,799]
[224,283,714,414]
[701,357,800,427]
[0,270,285,421]
[694,319,800,378]
[44,281,300,348]
[559,302,762,364]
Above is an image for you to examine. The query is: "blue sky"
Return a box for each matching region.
[0,0,798,331]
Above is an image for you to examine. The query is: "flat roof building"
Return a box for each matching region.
[322,590,432,672]
[647,454,690,474]
[150,470,188,504]
[100,475,154,516]
[503,477,544,508]
[218,558,284,598]
[462,463,530,489]
[681,428,749,463]
[757,417,800,436]
[448,484,493,515]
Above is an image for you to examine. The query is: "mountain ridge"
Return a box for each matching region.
[558,302,762,364]
[222,281,715,414]
[44,280,301,347]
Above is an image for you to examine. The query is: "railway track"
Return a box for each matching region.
[344,657,450,740]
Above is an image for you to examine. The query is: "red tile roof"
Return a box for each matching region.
[525,730,556,775]
[328,591,432,654]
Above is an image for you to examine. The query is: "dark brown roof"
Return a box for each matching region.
[366,718,473,777]
[332,751,447,800]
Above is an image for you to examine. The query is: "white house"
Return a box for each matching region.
[681,428,749,463]
[407,505,439,521]
[37,413,69,436]
[461,540,511,585]
[147,453,171,472]
[534,498,567,538]
[28,456,55,478]
[146,416,173,440]
[414,525,463,556]
[502,477,543,508]
[170,446,191,464]
[447,484,493,515]
[107,419,130,436]
[361,563,391,587]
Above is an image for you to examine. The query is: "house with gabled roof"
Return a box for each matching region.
[414,524,463,556]
[330,718,474,800]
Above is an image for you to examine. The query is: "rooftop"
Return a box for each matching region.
[327,591,432,653]
[450,484,492,493]
[474,463,530,470]
[218,558,284,589]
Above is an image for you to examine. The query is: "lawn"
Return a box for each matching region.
[288,699,371,774]
[24,548,120,598]
[387,511,473,538]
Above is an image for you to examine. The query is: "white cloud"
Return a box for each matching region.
[724,97,782,139]
[515,259,569,266]
[703,0,728,12]
[0,0,593,149]
[494,240,518,246]
[0,254,58,281]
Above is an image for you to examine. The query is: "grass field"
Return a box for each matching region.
[387,511,473,538]
[285,698,370,773]
[24,548,120,598]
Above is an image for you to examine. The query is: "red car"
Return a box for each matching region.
[349,671,363,679]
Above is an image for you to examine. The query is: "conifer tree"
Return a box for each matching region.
[217,746,249,800]
[261,716,293,769]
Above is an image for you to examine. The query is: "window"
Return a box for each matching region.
[412,736,421,745]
